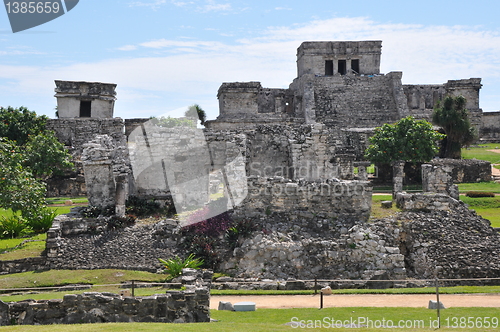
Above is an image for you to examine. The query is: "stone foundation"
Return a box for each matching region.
[1,289,209,326]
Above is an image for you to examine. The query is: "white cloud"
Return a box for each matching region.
[117,45,138,51]
[2,16,500,117]
[198,0,231,12]
[129,0,168,9]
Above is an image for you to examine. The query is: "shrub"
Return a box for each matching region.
[465,191,495,198]
[225,219,257,250]
[81,204,115,218]
[26,208,57,233]
[158,253,204,278]
[0,215,30,239]
[125,196,161,217]
[106,215,136,230]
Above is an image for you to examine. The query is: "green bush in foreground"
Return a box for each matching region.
[466,191,496,198]
[159,253,204,279]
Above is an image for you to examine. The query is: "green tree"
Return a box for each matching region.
[432,95,476,159]
[184,104,207,126]
[365,116,445,164]
[0,138,46,220]
[0,106,47,145]
[0,106,73,178]
[24,133,74,179]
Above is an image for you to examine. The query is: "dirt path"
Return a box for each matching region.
[211,294,500,309]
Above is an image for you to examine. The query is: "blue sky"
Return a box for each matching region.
[1,0,500,120]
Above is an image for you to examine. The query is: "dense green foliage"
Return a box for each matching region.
[433,95,476,159]
[0,107,73,231]
[364,116,444,163]
[0,138,46,220]
[0,106,47,145]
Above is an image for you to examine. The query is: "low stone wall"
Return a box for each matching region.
[0,257,47,275]
[1,289,209,326]
[428,158,491,183]
[480,111,500,143]
[395,192,462,212]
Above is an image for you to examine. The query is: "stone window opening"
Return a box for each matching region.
[80,100,91,117]
[338,60,347,75]
[351,59,360,74]
[325,60,334,76]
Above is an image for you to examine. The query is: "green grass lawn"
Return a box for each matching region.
[463,143,500,164]
[1,307,499,331]
[0,234,46,261]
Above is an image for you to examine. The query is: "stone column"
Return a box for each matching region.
[82,160,116,208]
[392,161,405,199]
[115,174,127,217]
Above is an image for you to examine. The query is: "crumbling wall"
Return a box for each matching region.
[481,111,500,143]
[311,73,404,129]
[1,290,209,326]
[46,118,127,197]
[428,158,491,183]
[400,205,500,280]
[222,220,405,280]
[238,176,371,222]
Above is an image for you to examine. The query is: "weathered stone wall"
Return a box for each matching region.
[1,289,209,326]
[45,213,178,272]
[403,84,446,120]
[296,41,382,77]
[238,176,371,222]
[221,220,405,280]
[395,192,462,212]
[481,111,500,143]
[307,73,405,129]
[421,164,459,199]
[428,158,491,183]
[0,257,47,275]
[46,118,127,197]
[400,205,500,280]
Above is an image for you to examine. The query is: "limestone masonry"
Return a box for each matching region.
[6,40,499,291]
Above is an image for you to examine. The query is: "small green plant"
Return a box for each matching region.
[349,243,357,249]
[0,215,30,239]
[158,253,204,279]
[27,208,57,233]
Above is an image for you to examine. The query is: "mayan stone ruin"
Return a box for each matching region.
[3,40,500,326]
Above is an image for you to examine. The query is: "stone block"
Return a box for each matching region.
[218,301,234,311]
[234,301,256,312]
[381,200,392,208]
[428,300,445,309]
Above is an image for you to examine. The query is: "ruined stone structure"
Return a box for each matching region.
[55,80,117,118]
[207,41,484,138]
[35,40,500,285]
[1,286,209,326]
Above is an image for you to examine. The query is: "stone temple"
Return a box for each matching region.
[28,40,500,284]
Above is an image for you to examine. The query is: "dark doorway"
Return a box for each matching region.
[338,60,346,75]
[325,60,333,76]
[351,59,360,74]
[80,101,91,117]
